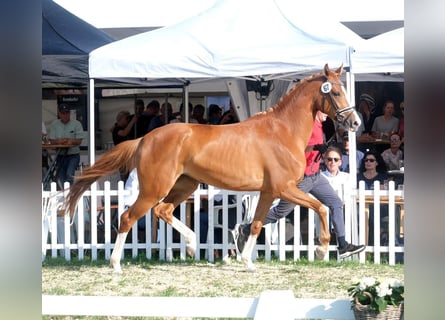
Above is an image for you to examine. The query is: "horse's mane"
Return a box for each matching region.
[247,71,324,120]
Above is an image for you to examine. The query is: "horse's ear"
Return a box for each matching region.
[335,64,344,75]
[323,63,330,77]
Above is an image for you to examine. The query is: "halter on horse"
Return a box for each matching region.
[66,64,361,273]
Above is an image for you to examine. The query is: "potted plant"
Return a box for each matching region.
[348,277,404,319]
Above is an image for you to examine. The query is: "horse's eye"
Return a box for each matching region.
[332,91,340,97]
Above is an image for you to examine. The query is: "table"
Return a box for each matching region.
[357,195,405,245]
[387,170,405,188]
[42,144,72,190]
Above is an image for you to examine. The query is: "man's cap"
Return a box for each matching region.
[58,104,70,112]
[359,93,376,113]
[359,94,375,106]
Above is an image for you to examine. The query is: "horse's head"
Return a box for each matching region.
[317,64,361,132]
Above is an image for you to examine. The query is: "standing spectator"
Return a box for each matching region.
[192,104,208,124]
[144,99,161,126]
[112,110,137,146]
[48,103,84,186]
[371,100,399,139]
[381,132,404,171]
[148,102,176,132]
[208,104,223,125]
[112,110,137,181]
[131,99,150,138]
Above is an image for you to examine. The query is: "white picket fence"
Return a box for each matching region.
[42,180,404,265]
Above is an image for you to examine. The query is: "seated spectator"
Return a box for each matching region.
[357,150,389,245]
[354,94,378,151]
[398,101,405,144]
[357,150,388,190]
[208,104,223,124]
[321,146,351,241]
[339,133,364,173]
[219,104,240,125]
[321,146,350,202]
[357,94,377,134]
[381,132,404,171]
[170,102,198,124]
[371,100,399,140]
[192,104,208,124]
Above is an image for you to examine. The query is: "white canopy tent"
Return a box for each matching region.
[87,0,365,163]
[352,27,404,86]
[352,27,404,76]
[346,27,404,179]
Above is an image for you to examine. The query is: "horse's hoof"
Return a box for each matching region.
[110,261,123,274]
[315,246,327,260]
[186,238,196,257]
[245,263,257,273]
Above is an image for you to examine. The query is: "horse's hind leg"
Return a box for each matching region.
[153,175,200,257]
[241,192,275,272]
[110,195,158,273]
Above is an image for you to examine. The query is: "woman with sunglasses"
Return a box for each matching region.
[357,150,390,245]
[357,151,388,190]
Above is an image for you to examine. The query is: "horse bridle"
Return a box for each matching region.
[320,80,356,126]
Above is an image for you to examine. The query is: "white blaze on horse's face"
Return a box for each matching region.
[339,85,362,132]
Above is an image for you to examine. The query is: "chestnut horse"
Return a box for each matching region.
[66,64,361,273]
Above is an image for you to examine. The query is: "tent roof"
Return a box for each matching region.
[352,27,404,75]
[89,0,363,82]
[42,0,115,86]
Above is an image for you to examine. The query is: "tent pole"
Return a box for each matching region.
[184,85,189,123]
[88,78,96,166]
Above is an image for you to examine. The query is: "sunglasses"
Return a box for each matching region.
[391,138,400,143]
[364,158,376,163]
[326,157,340,162]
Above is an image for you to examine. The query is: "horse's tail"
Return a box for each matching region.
[65,138,143,216]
